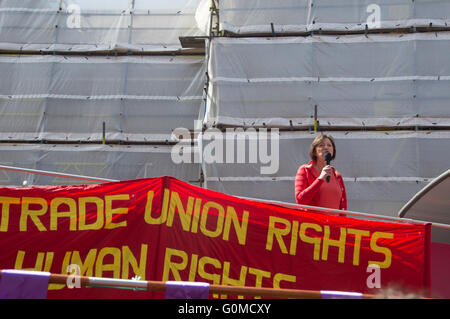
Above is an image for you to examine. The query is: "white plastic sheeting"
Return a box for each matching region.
[0,0,204,52]
[0,55,206,142]
[219,0,450,35]
[1,0,450,225]
[202,131,450,216]
[0,144,200,187]
[204,34,450,128]
[195,0,213,35]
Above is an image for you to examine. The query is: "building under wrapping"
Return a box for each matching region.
[0,0,450,298]
[2,0,449,216]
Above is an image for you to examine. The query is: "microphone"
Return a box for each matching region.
[324,152,332,183]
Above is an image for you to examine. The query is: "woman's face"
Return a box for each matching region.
[315,138,334,160]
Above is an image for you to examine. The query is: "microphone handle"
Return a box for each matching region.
[326,160,331,183]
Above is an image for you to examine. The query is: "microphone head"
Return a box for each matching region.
[324,151,332,162]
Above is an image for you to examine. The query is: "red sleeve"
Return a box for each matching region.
[295,165,323,205]
[338,176,348,211]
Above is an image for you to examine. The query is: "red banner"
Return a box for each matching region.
[0,176,429,298]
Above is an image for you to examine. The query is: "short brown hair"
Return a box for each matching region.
[309,134,336,161]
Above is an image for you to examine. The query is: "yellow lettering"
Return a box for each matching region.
[322,226,347,263]
[14,250,53,272]
[190,198,202,233]
[273,273,296,288]
[78,197,104,230]
[50,197,77,231]
[223,206,249,245]
[249,267,271,299]
[105,194,129,229]
[289,221,299,255]
[266,216,291,254]
[200,201,225,238]
[0,197,20,232]
[299,223,322,261]
[198,255,222,299]
[249,267,271,288]
[369,232,394,268]
[43,252,54,272]
[221,261,247,299]
[122,244,148,280]
[20,197,48,232]
[167,191,194,231]
[49,251,72,290]
[347,228,370,266]
[70,249,98,277]
[14,250,42,270]
[162,247,188,281]
[144,189,169,225]
[189,253,199,281]
[198,256,221,285]
[95,247,121,278]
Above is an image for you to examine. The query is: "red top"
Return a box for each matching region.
[295,160,347,210]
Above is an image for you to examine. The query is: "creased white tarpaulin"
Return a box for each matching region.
[201,130,450,217]
[0,55,206,142]
[204,33,450,128]
[195,0,212,35]
[0,0,204,52]
[219,0,450,35]
[0,143,200,187]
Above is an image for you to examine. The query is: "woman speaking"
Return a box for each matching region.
[294,134,347,210]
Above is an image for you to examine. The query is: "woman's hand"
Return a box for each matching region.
[318,165,334,181]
